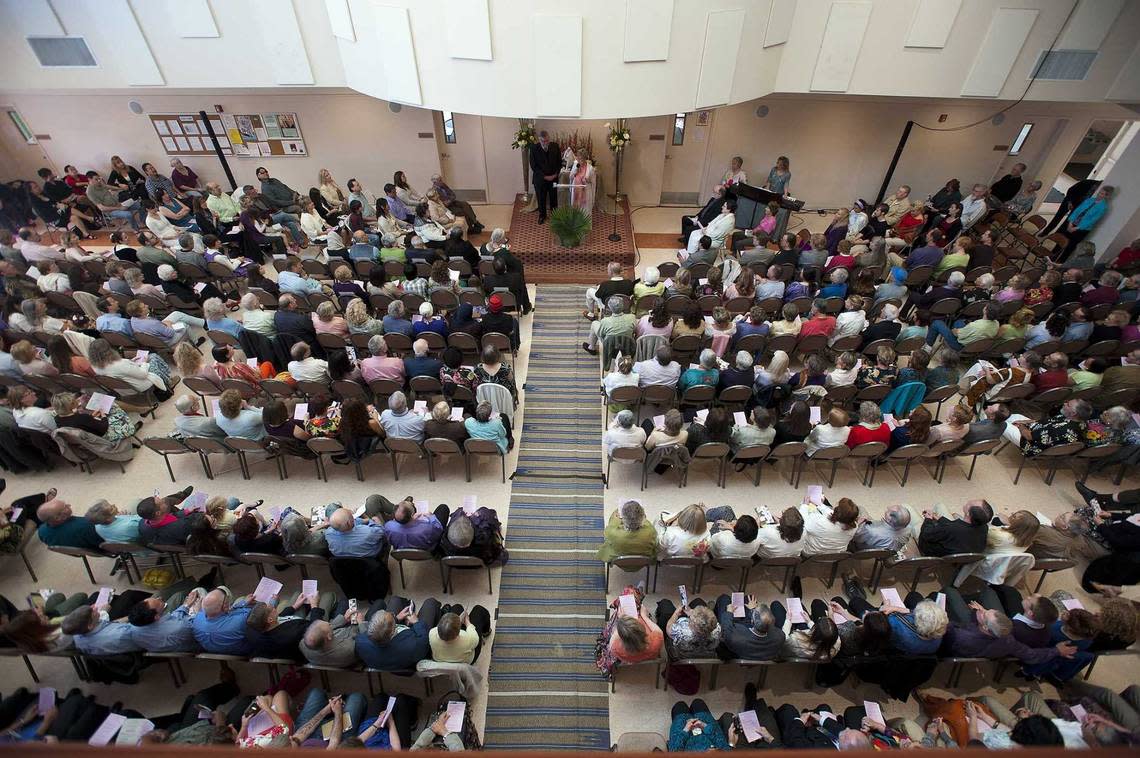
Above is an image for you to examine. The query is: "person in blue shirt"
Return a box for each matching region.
[355,595,440,671]
[203,297,243,339]
[61,603,141,655]
[277,259,328,297]
[192,589,254,655]
[403,339,444,380]
[1062,185,1113,260]
[347,231,379,261]
[382,300,415,338]
[839,588,949,655]
[127,586,206,652]
[95,297,134,337]
[325,507,386,558]
[382,499,447,551]
[36,499,104,551]
[464,402,509,453]
[412,303,448,337]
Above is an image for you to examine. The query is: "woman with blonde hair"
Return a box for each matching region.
[753,349,791,407]
[173,340,218,381]
[344,297,383,336]
[656,503,710,559]
[724,269,756,300]
[603,355,639,411]
[998,307,1035,340]
[311,300,349,338]
[929,404,972,443]
[317,168,346,211]
[986,510,1039,554]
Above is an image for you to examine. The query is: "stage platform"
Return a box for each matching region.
[505,194,636,283]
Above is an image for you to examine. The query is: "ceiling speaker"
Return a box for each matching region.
[127,100,144,115]
[991,113,1005,126]
[755,105,770,118]
[389,102,402,113]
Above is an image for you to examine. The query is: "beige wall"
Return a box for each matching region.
[0,91,441,198]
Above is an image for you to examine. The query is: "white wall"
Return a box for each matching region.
[1089,136,1140,259]
[0,0,1136,120]
[0,91,440,195]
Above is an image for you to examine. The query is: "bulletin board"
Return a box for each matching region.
[220,112,307,157]
[150,114,233,156]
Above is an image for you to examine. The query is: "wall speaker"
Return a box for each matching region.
[389,102,402,113]
[991,113,1005,126]
[755,105,770,118]
[127,100,144,115]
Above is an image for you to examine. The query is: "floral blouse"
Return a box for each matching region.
[305,409,341,438]
[440,365,477,391]
[474,363,517,399]
[1022,415,1084,457]
[669,616,722,659]
[856,365,897,389]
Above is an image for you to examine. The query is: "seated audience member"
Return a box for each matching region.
[238,291,276,337]
[604,410,647,458]
[889,405,933,451]
[642,408,687,452]
[325,507,385,558]
[598,499,657,561]
[404,338,443,381]
[806,408,850,456]
[777,602,841,661]
[584,261,635,319]
[383,498,446,551]
[679,349,719,393]
[604,590,664,665]
[801,497,859,554]
[875,267,908,303]
[137,488,200,546]
[464,400,509,453]
[360,335,405,385]
[231,511,285,555]
[846,402,891,447]
[655,596,721,659]
[962,403,1011,445]
[656,503,710,559]
[36,498,103,550]
[685,406,732,454]
[214,389,265,440]
[603,356,639,408]
[172,394,226,439]
[481,294,519,349]
[475,344,518,400]
[829,296,867,346]
[439,505,506,565]
[355,596,441,671]
[1003,397,1092,456]
[127,587,206,653]
[927,404,972,444]
[61,603,141,656]
[939,586,1074,667]
[773,400,812,444]
[422,400,467,443]
[287,342,330,384]
[850,504,913,552]
[708,512,761,559]
[841,590,949,656]
[430,604,492,664]
[634,346,681,388]
[918,499,992,556]
[300,604,367,668]
[6,385,56,434]
[827,351,859,387]
[862,307,903,348]
[244,590,335,661]
[731,407,776,457]
[274,294,319,343]
[671,301,706,339]
[85,499,142,544]
[583,295,635,355]
[754,507,805,559]
[716,595,785,660]
[380,391,425,442]
[192,589,253,655]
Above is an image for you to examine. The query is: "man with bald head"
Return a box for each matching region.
[300,601,367,668]
[355,594,441,671]
[205,181,241,224]
[36,498,103,550]
[325,507,386,559]
[348,230,379,262]
[403,339,443,380]
[192,588,254,655]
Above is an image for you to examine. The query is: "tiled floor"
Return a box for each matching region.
[3,202,1132,748]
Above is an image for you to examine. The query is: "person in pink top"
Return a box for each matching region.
[360,334,406,384]
[311,301,349,338]
[636,303,674,339]
[605,586,664,664]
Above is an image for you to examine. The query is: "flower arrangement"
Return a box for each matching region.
[605,120,631,153]
[512,122,537,150]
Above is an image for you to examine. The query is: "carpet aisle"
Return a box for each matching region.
[483,285,610,750]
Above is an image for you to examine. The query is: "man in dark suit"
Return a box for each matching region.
[483,258,531,315]
[529,131,561,224]
[917,499,992,557]
[274,294,318,344]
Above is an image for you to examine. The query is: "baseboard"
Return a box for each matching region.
[660,191,700,205]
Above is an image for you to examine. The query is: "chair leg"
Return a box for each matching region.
[486,565,492,593]
[398,560,406,589]
[20,550,37,583]
[500,454,506,484]
[81,555,95,584]
[22,654,38,683]
[1013,456,1026,485]
[1033,570,1046,594]
[465,454,472,482]
[427,453,436,482]
[162,454,176,483]
[391,453,400,481]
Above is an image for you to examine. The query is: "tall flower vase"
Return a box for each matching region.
[608,150,623,242]
[521,144,531,204]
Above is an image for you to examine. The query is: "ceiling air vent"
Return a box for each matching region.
[26,37,97,67]
[1031,50,1097,81]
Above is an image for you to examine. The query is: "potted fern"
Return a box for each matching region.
[549,206,592,248]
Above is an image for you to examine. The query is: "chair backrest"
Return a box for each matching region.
[679,384,716,405]
[634,334,667,363]
[386,437,423,454]
[332,379,368,400]
[224,436,269,453]
[424,437,462,455]
[887,443,928,460]
[144,436,190,454]
[691,442,730,459]
[642,384,676,405]
[464,438,502,455]
[769,441,807,458]
[482,331,512,354]
[383,332,413,354]
[609,554,652,570]
[611,446,647,463]
[410,375,443,395]
[925,438,964,457]
[182,375,222,396]
[923,384,958,403]
[811,445,850,460]
[391,548,433,561]
[803,551,851,564]
[795,334,827,355]
[609,384,641,404]
[308,437,347,455]
[1038,441,1085,458]
[955,438,1001,456]
[941,552,984,566]
[718,384,752,405]
[856,384,891,403]
[476,382,514,422]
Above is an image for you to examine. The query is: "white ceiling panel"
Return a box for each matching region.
[166,0,218,38]
[444,0,492,61]
[250,0,314,85]
[623,0,672,62]
[961,7,1038,97]
[696,9,745,107]
[324,0,355,42]
[533,15,581,117]
[373,3,422,105]
[1058,0,1124,50]
[810,1,872,92]
[904,0,962,49]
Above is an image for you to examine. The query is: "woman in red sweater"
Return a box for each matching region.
[846,401,892,448]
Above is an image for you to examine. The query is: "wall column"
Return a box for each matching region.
[1088,132,1140,261]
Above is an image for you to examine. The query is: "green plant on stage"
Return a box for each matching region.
[549,206,592,248]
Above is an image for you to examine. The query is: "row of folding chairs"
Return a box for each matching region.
[145,433,508,483]
[0,368,166,418]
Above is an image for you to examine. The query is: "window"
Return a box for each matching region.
[672,113,686,146]
[1009,123,1034,155]
[26,36,96,67]
[441,110,456,144]
[7,111,35,145]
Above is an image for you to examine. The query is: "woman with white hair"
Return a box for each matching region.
[413,301,448,337]
[603,356,640,412]
[678,349,720,393]
[480,228,509,259]
[124,267,165,299]
[203,297,242,339]
[604,409,647,458]
[238,291,276,337]
[632,266,665,310]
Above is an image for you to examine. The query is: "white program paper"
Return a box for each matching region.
[880,587,903,608]
[444,701,465,732]
[617,594,638,618]
[88,714,127,746]
[731,592,746,618]
[252,576,283,603]
[738,709,762,742]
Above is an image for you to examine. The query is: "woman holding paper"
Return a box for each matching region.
[237,693,294,748]
[604,588,664,665]
[51,392,136,443]
[656,504,711,560]
[800,497,860,555]
[778,605,840,661]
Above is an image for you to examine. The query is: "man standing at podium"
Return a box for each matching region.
[530,130,561,224]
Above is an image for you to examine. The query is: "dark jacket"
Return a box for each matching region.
[138,511,203,547]
[862,320,902,344]
[529,142,561,182]
[244,611,311,662]
[480,312,518,348]
[404,355,444,380]
[274,309,317,343]
[355,618,430,671]
[917,517,987,557]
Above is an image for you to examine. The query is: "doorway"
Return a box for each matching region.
[1043,119,1131,205]
[433,110,488,202]
[0,106,54,180]
[661,111,711,205]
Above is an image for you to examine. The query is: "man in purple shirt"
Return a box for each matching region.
[383,183,413,222]
[939,586,1075,666]
[904,229,946,270]
[125,299,205,347]
[382,498,448,552]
